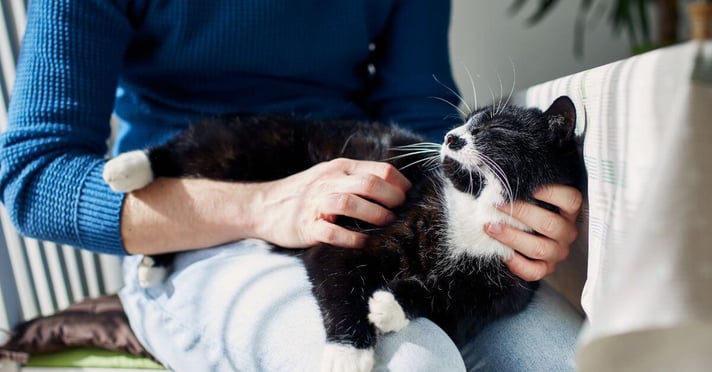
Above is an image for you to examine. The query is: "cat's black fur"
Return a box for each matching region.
[105,96,583,359]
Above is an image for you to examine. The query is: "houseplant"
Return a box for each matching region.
[510,0,712,56]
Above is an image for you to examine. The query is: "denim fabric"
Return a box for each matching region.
[120,239,581,371]
[460,283,583,371]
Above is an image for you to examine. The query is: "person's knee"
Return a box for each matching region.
[459,284,582,371]
[375,318,466,372]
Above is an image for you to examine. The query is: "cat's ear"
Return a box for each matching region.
[544,96,577,142]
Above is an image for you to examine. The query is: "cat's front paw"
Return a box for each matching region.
[368,290,409,334]
[137,256,167,288]
[103,150,153,192]
[321,343,374,372]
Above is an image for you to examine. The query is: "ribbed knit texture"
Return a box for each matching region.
[0,0,459,255]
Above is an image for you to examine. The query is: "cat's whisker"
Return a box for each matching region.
[382,149,439,162]
[486,84,496,119]
[463,64,479,111]
[339,132,358,156]
[432,74,471,115]
[495,70,504,116]
[478,153,513,202]
[502,59,517,110]
[429,96,467,118]
[475,154,516,226]
[398,155,441,171]
[423,156,442,172]
[390,142,441,150]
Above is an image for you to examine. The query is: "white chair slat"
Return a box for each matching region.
[7,0,26,46]
[80,250,102,298]
[1,210,38,321]
[42,242,71,310]
[23,238,55,316]
[0,286,10,331]
[0,82,7,132]
[99,254,123,294]
[61,245,86,303]
[0,223,20,330]
[0,4,16,112]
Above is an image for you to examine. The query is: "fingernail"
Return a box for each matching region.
[486,223,502,235]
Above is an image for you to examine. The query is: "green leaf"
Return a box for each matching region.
[527,0,562,25]
[508,0,529,15]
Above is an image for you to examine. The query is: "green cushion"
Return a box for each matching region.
[26,348,165,370]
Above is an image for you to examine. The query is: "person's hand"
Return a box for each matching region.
[253,158,411,249]
[485,184,583,281]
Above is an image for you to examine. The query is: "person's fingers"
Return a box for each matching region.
[335,158,412,193]
[311,219,368,248]
[503,252,553,282]
[320,193,396,227]
[532,185,582,222]
[332,172,408,209]
[497,202,577,245]
[485,222,569,263]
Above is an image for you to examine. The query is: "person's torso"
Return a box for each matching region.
[115,0,395,132]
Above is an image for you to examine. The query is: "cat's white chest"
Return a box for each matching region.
[443,176,525,260]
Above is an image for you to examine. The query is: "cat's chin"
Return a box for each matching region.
[442,178,524,260]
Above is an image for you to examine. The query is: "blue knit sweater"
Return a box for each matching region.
[0,0,459,255]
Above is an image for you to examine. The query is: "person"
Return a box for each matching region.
[0,0,583,371]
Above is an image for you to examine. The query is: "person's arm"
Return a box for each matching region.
[0,0,132,254]
[121,158,411,255]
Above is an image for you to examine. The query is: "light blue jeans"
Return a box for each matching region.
[119,239,582,371]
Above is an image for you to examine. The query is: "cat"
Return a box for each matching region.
[103,96,583,372]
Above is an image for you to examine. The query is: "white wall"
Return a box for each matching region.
[449,0,632,106]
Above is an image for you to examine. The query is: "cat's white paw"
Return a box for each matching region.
[103,150,153,192]
[137,256,167,288]
[367,290,409,334]
[321,344,374,372]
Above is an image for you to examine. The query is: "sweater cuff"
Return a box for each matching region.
[76,161,126,255]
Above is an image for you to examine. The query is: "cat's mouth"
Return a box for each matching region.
[439,139,483,172]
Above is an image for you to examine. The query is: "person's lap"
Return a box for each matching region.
[119,239,582,371]
[459,283,583,371]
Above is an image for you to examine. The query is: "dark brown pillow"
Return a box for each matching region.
[0,294,155,364]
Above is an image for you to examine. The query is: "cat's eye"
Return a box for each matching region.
[487,125,511,133]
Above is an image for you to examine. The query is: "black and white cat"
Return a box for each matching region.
[103,96,583,372]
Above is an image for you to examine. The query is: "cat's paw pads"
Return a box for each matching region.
[103,150,153,192]
[321,344,374,372]
[137,256,166,288]
[368,290,409,334]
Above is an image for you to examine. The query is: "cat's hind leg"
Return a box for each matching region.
[320,344,375,372]
[103,150,153,192]
[303,247,381,372]
[137,254,173,287]
[368,290,410,334]
[368,278,430,335]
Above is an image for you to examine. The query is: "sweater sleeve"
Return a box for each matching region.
[0,0,133,254]
[367,0,461,142]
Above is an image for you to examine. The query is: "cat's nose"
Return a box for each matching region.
[445,134,466,151]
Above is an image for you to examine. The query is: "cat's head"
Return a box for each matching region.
[439,96,582,204]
